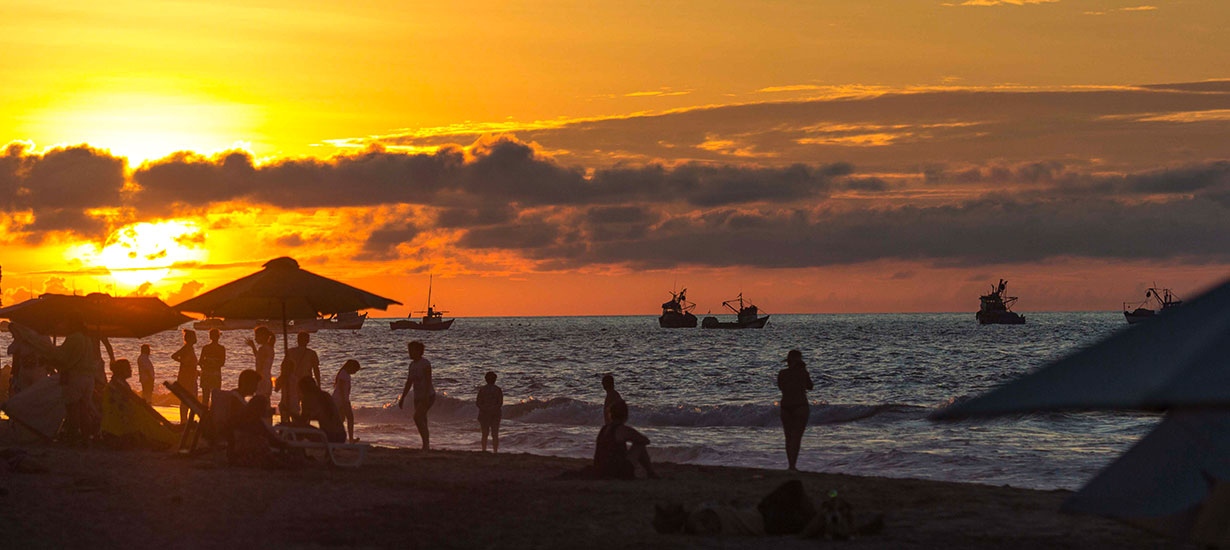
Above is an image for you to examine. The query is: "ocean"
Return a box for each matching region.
[3,312,1152,490]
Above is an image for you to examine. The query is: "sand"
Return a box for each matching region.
[0,443,1170,549]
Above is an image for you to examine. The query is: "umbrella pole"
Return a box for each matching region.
[281,300,289,355]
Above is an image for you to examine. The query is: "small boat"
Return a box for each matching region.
[390,274,454,331]
[976,279,1025,325]
[1123,286,1182,324]
[659,288,698,328]
[701,293,769,329]
[291,311,367,331]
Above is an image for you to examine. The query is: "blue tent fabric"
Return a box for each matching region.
[1063,410,1230,518]
[933,277,1230,419]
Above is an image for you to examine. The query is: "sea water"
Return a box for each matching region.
[2,313,1151,490]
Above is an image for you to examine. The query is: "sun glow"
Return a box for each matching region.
[67,221,209,289]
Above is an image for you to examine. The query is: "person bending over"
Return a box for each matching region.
[298,376,346,443]
[332,360,361,442]
[594,400,658,479]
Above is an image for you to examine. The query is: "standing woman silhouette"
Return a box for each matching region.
[776,349,814,472]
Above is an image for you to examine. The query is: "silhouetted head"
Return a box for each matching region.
[254,326,272,343]
[485,371,497,384]
[183,330,197,345]
[298,375,318,394]
[209,328,221,342]
[343,359,361,374]
[237,369,259,397]
[297,331,310,347]
[609,399,629,424]
[140,344,151,354]
[110,359,132,381]
[602,373,615,391]
[785,349,805,368]
[408,341,425,359]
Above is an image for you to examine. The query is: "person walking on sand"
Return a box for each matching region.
[245,327,275,398]
[777,349,814,472]
[398,341,435,450]
[602,373,624,424]
[199,328,226,408]
[137,344,155,402]
[171,329,199,424]
[477,371,503,452]
[332,359,361,442]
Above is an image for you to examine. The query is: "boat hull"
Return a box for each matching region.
[701,315,770,329]
[390,318,454,331]
[1124,308,1155,324]
[976,311,1025,325]
[658,312,698,328]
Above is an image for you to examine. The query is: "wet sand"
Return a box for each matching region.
[0,444,1168,549]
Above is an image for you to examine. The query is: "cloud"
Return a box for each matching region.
[950,0,1059,5]
[355,219,419,261]
[1,142,126,239]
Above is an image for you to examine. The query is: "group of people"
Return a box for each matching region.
[7,316,817,475]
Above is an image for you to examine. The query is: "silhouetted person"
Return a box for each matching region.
[602,373,624,424]
[14,318,94,443]
[298,376,346,443]
[777,349,814,472]
[398,341,435,450]
[332,359,361,442]
[477,371,503,452]
[7,332,48,395]
[137,344,155,402]
[199,328,226,408]
[594,400,657,479]
[281,331,319,419]
[109,358,132,392]
[245,327,275,398]
[228,369,291,468]
[171,329,198,424]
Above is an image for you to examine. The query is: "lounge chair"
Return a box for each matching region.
[164,381,211,454]
[273,425,369,468]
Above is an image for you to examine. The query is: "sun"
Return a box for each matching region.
[68,221,209,289]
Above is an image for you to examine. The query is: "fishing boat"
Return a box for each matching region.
[659,288,698,328]
[701,293,769,329]
[976,279,1025,325]
[292,311,368,331]
[1123,286,1182,324]
[390,274,454,331]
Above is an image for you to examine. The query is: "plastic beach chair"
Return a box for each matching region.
[273,425,369,468]
[164,381,210,454]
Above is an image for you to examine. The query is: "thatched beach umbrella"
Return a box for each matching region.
[933,277,1230,545]
[173,257,401,352]
[0,292,191,338]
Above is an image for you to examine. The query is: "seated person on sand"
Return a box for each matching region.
[594,400,658,479]
[229,371,292,468]
[297,376,347,443]
[108,359,132,392]
[209,369,259,449]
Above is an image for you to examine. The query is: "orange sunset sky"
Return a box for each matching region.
[2,0,1229,316]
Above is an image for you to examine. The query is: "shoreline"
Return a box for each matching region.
[0,443,1166,549]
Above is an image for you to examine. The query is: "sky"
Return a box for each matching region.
[2,0,1229,316]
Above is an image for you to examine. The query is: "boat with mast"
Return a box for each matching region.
[976,279,1025,325]
[701,293,769,329]
[659,288,698,328]
[1123,286,1181,324]
[390,274,454,331]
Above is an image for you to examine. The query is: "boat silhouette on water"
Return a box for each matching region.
[1123,286,1181,324]
[193,311,368,332]
[390,274,454,331]
[701,293,769,329]
[659,288,698,328]
[976,279,1025,325]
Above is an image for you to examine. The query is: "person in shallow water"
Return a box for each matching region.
[777,349,814,472]
[137,344,155,403]
[170,329,198,424]
[398,341,436,450]
[244,327,275,399]
[594,399,658,479]
[476,371,503,452]
[332,359,361,442]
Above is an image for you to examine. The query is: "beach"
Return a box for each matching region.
[0,444,1166,549]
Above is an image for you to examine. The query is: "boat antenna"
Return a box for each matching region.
[427,273,433,311]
